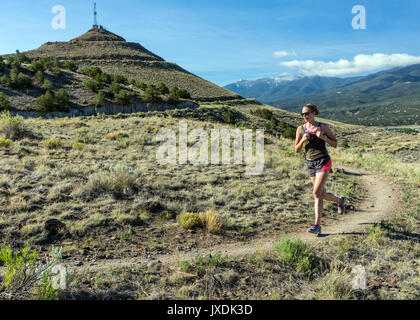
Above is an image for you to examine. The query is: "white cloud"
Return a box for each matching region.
[273,51,297,58]
[279,53,420,77]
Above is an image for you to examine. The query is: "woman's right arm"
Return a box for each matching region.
[295,126,309,153]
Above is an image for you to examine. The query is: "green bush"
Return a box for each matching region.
[157,82,169,95]
[30,60,45,73]
[35,90,56,112]
[143,84,162,103]
[0,92,11,111]
[84,79,102,92]
[283,125,295,139]
[55,89,70,108]
[112,74,127,84]
[169,87,191,100]
[223,108,236,124]
[44,138,63,149]
[0,137,13,147]
[0,111,27,140]
[63,61,78,72]
[82,66,102,78]
[251,108,274,120]
[178,212,203,230]
[9,69,32,89]
[109,82,122,94]
[90,90,106,107]
[274,237,319,276]
[42,79,54,90]
[114,90,131,105]
[0,246,64,300]
[52,66,63,77]
[34,70,45,84]
[95,72,112,85]
[0,75,10,87]
[135,81,147,90]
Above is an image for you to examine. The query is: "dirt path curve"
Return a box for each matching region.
[76,165,402,271]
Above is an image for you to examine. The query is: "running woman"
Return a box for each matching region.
[295,103,346,235]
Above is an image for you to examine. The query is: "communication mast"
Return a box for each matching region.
[93,1,98,28]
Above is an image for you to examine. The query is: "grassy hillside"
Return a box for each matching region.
[0,103,418,299]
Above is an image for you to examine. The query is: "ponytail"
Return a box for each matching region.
[304,103,320,115]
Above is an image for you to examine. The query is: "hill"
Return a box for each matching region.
[8,27,241,102]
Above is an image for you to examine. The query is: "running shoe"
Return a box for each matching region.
[307,224,322,235]
[338,196,346,214]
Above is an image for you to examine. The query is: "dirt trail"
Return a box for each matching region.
[73,165,402,271]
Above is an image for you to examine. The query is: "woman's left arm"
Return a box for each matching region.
[317,124,338,148]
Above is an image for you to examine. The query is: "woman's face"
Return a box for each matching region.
[301,107,315,122]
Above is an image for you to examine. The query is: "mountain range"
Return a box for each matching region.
[224,65,420,126]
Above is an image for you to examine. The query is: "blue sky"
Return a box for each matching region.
[1,0,419,86]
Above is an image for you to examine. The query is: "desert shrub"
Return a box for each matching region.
[109,82,122,94]
[283,125,295,139]
[274,237,319,276]
[135,81,147,90]
[34,90,56,112]
[52,66,63,77]
[90,90,106,107]
[0,111,28,139]
[95,72,112,85]
[0,75,10,87]
[198,209,223,233]
[106,131,123,140]
[44,138,63,149]
[9,69,32,89]
[82,66,102,78]
[77,128,93,143]
[63,61,77,72]
[76,164,139,200]
[72,142,84,150]
[143,84,161,103]
[178,212,202,230]
[114,90,131,105]
[39,57,53,70]
[84,79,102,92]
[0,92,11,111]
[30,60,45,73]
[0,246,64,300]
[178,210,223,233]
[112,74,127,84]
[42,79,54,90]
[34,70,45,84]
[169,87,191,100]
[250,108,273,120]
[0,137,12,147]
[157,82,169,95]
[55,89,70,108]
[223,108,236,124]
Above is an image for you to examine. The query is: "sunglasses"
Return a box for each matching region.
[301,111,314,117]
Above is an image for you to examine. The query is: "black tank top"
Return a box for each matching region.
[301,122,329,161]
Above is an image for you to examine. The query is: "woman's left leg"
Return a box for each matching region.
[312,171,330,226]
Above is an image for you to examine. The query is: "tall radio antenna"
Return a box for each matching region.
[93,1,98,28]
